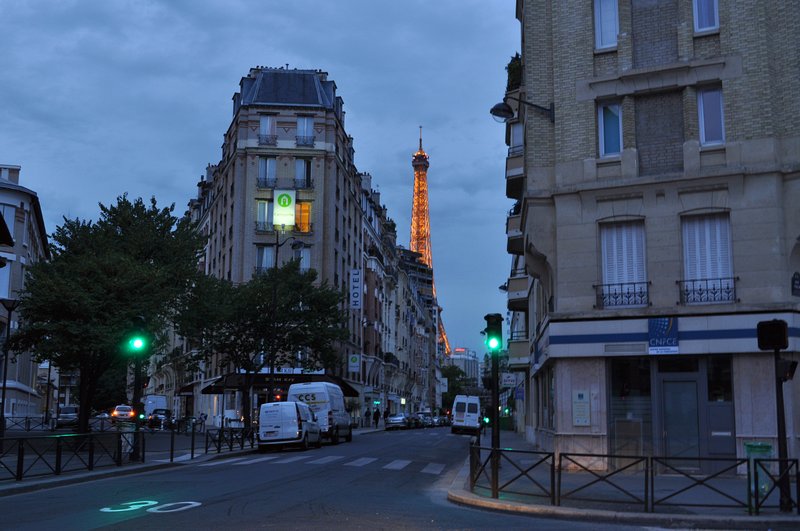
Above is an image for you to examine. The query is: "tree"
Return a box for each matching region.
[178,260,346,426]
[12,196,205,432]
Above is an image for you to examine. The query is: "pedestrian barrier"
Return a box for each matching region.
[205,427,255,454]
[468,441,800,516]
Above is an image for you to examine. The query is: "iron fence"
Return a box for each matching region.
[205,427,256,454]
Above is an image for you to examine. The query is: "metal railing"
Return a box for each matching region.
[509,329,528,341]
[508,145,524,157]
[205,427,255,454]
[258,134,277,146]
[468,446,800,516]
[294,178,314,189]
[677,277,738,304]
[256,177,277,189]
[593,281,650,308]
[295,135,315,147]
[255,221,274,232]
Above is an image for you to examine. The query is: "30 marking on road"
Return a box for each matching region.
[100,500,202,514]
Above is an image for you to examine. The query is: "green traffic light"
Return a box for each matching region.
[128,336,147,352]
[487,336,500,350]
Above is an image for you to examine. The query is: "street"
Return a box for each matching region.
[0,428,651,530]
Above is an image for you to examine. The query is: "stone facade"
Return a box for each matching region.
[504,0,800,463]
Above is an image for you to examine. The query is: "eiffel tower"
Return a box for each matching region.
[410,127,452,356]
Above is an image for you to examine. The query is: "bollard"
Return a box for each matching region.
[88,436,95,470]
[170,427,175,463]
[16,440,24,481]
[190,423,196,459]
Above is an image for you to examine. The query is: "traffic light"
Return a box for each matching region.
[126,333,148,354]
[484,313,503,353]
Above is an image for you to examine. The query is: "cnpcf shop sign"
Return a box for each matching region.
[648,317,679,354]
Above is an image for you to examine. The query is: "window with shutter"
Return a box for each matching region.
[599,221,648,307]
[681,214,735,303]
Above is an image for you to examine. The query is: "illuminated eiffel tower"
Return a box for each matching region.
[410,127,452,356]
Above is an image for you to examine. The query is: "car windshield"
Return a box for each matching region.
[115,406,132,413]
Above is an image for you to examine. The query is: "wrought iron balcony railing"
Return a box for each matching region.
[258,134,277,146]
[295,135,315,147]
[256,177,277,189]
[594,281,650,308]
[254,221,274,233]
[677,277,738,305]
[294,178,314,190]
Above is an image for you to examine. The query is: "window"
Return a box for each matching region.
[294,246,310,272]
[509,122,523,156]
[296,116,314,146]
[599,221,648,307]
[258,115,276,145]
[598,103,622,156]
[258,157,276,187]
[594,0,619,49]
[295,201,312,233]
[681,213,734,303]
[693,0,718,32]
[698,87,724,145]
[295,158,312,187]
[256,200,273,231]
[256,245,275,273]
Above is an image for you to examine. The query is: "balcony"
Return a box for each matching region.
[506,205,523,255]
[295,135,315,147]
[258,134,277,146]
[507,329,529,369]
[256,177,277,189]
[254,221,274,233]
[677,277,738,305]
[294,178,314,190]
[506,145,524,199]
[507,269,529,311]
[293,223,313,235]
[593,281,650,309]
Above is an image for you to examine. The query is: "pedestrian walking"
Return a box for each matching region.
[373,409,380,428]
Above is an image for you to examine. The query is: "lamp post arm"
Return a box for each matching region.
[505,96,555,123]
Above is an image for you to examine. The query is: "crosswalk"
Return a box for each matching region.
[196,453,449,476]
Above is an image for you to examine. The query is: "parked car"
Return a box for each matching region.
[258,401,321,451]
[385,413,409,430]
[418,412,435,428]
[147,408,173,429]
[56,406,78,428]
[111,405,136,423]
[407,413,423,429]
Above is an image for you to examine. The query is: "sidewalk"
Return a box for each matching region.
[0,426,384,498]
[447,428,800,530]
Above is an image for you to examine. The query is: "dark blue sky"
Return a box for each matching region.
[0,0,518,354]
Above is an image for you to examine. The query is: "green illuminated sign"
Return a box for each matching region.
[273,190,296,227]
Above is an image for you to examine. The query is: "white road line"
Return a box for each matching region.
[383,459,411,470]
[198,457,248,467]
[307,455,345,465]
[421,463,446,475]
[272,455,314,464]
[233,456,281,465]
[344,457,377,467]
[154,454,194,463]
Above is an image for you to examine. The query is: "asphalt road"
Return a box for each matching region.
[0,427,652,530]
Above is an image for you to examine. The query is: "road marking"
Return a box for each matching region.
[421,463,445,475]
[198,457,247,467]
[272,455,314,464]
[154,454,193,463]
[344,457,377,467]
[233,456,281,465]
[383,459,411,470]
[306,455,345,465]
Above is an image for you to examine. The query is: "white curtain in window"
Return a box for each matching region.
[256,200,272,223]
[698,88,724,145]
[510,122,523,148]
[682,214,732,280]
[601,221,646,285]
[297,116,313,137]
[259,115,274,135]
[294,247,310,271]
[595,0,618,49]
[258,157,276,180]
[256,246,275,269]
[694,0,718,31]
[295,159,308,181]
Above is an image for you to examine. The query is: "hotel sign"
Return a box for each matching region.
[349,269,362,310]
[648,317,679,354]
[272,190,295,227]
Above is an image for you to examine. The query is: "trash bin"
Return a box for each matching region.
[744,441,773,500]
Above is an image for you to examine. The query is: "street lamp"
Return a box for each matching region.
[490,95,555,123]
[0,297,20,440]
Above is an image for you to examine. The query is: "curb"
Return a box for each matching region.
[446,459,800,529]
[0,447,255,498]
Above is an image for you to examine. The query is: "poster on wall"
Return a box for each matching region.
[272,190,296,228]
[572,389,590,427]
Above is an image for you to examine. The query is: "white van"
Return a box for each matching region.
[287,382,352,444]
[451,395,481,435]
[258,401,321,450]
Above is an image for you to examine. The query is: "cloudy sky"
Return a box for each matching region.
[1,0,519,354]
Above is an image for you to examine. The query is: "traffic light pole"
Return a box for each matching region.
[774,348,791,512]
[131,354,143,460]
[490,345,500,499]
